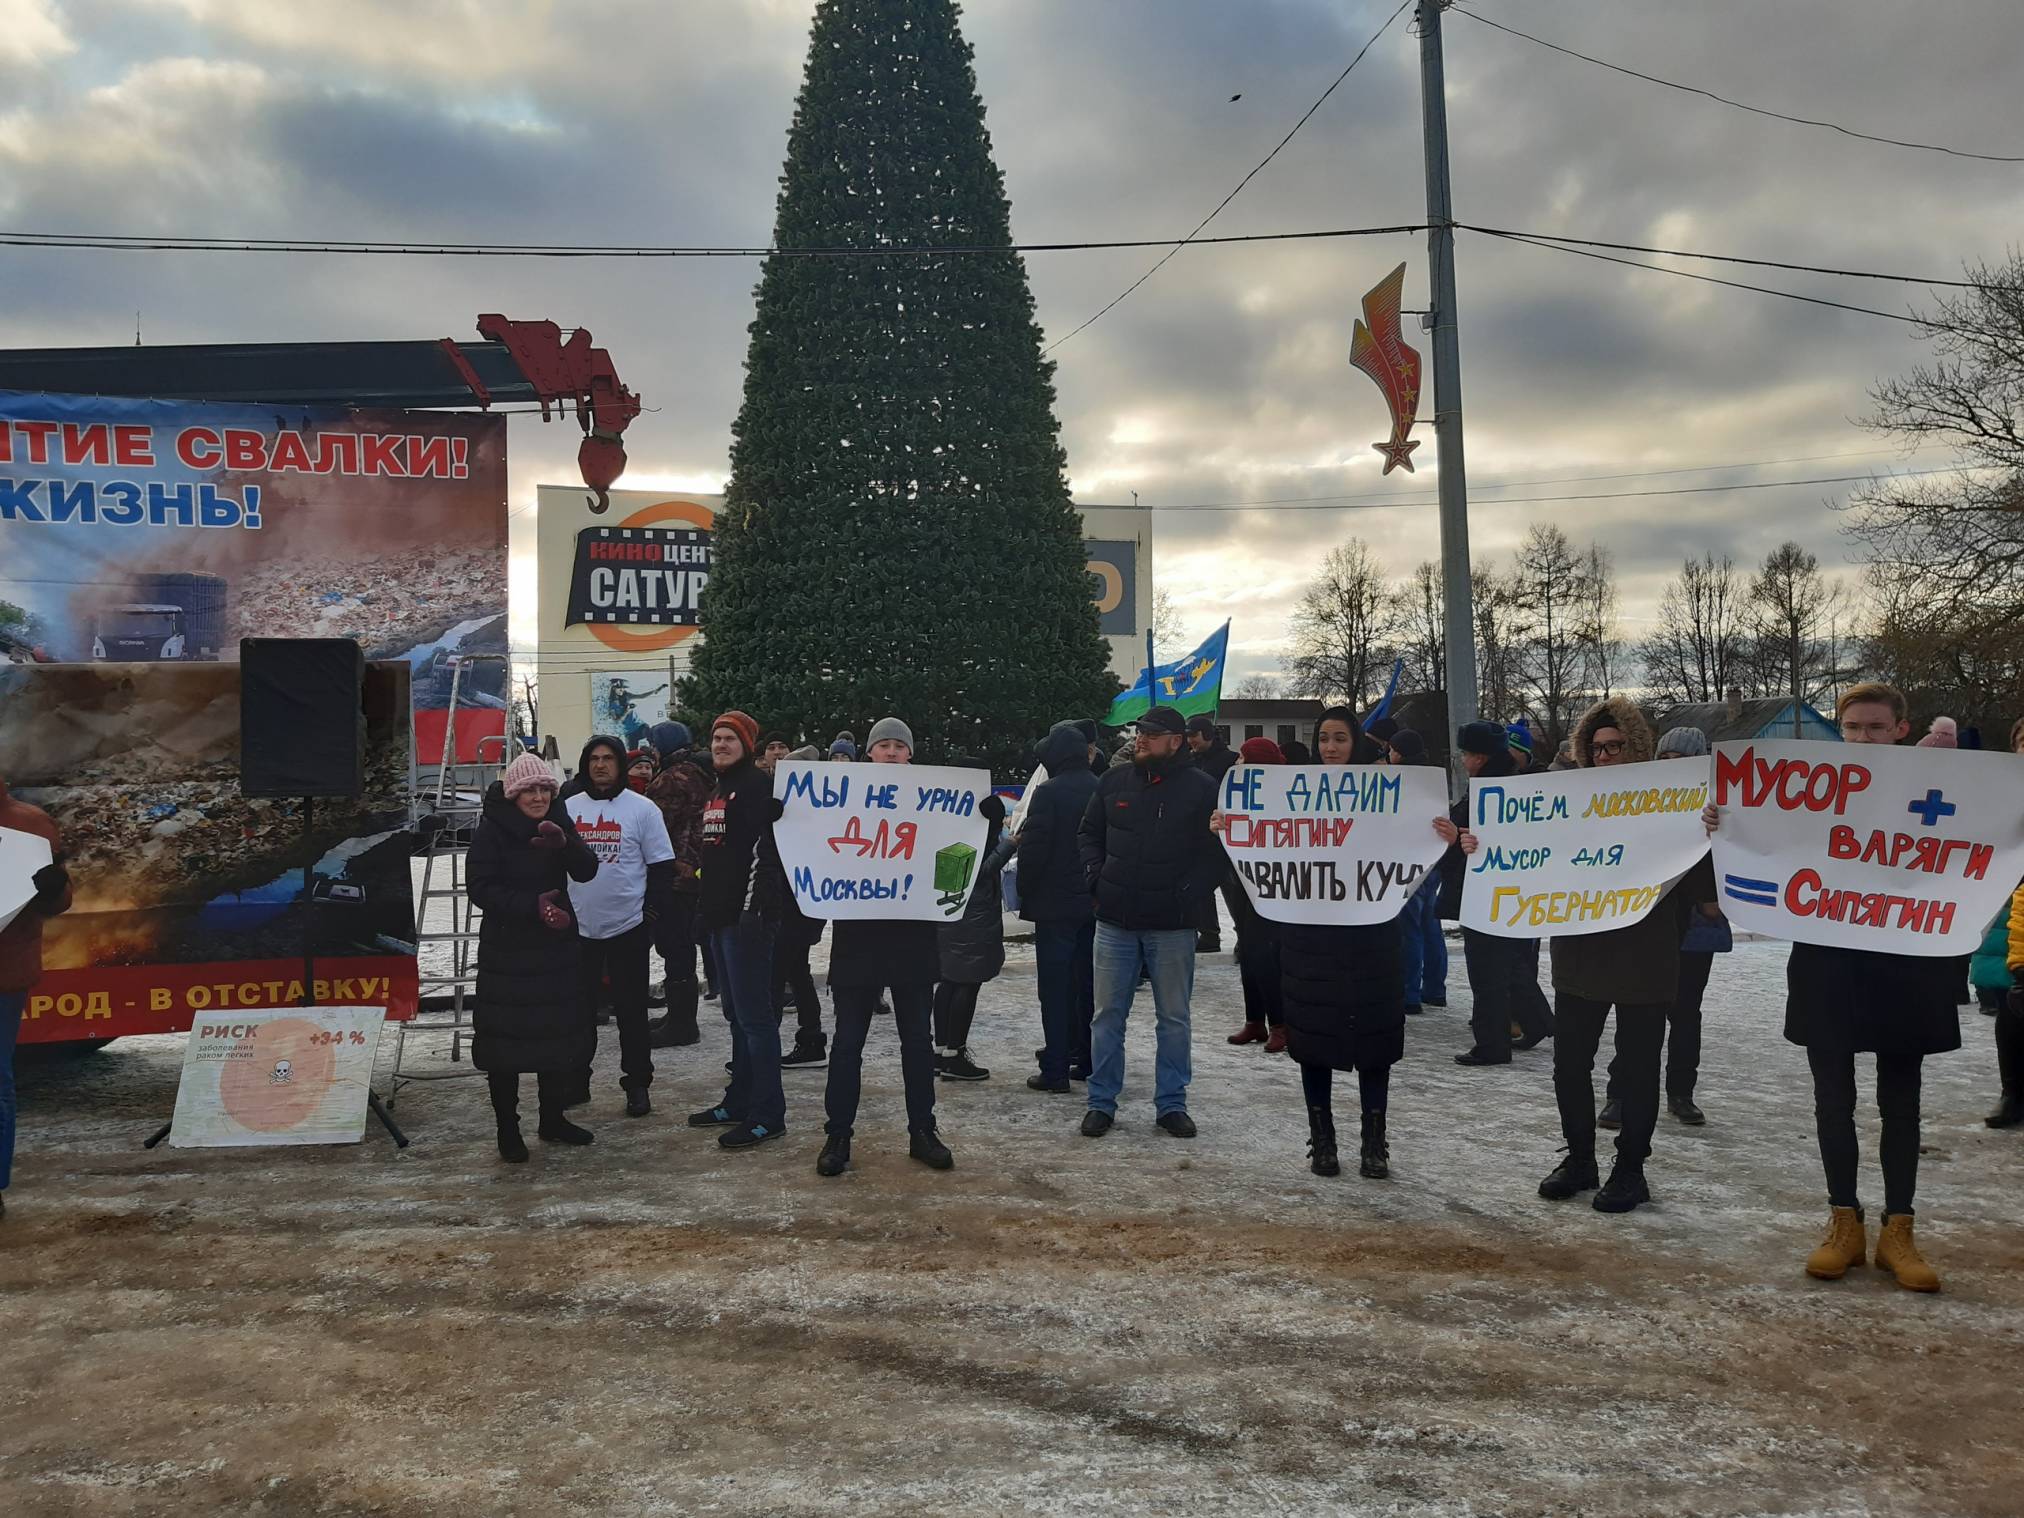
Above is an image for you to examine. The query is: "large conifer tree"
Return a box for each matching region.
[685,0,1117,767]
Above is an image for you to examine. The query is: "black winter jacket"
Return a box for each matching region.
[938,822,1019,983]
[1281,920,1406,1073]
[1017,722,1101,924]
[468,783,599,1074]
[699,757,785,930]
[1078,754,1223,931]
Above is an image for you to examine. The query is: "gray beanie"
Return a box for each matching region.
[1655,725,1711,758]
[866,715,914,753]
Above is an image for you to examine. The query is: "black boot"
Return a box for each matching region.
[1988,1014,2024,1128]
[489,1074,529,1163]
[648,980,701,1049]
[1538,1150,1599,1200]
[1359,1110,1390,1179]
[1306,1105,1340,1177]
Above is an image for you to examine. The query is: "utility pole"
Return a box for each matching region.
[1415,0,1479,774]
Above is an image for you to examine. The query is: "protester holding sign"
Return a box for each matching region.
[815,718,977,1176]
[1708,684,1966,1291]
[1019,721,1101,1093]
[1274,709,1419,1182]
[1223,738,1289,1054]
[1527,699,1713,1214]
[0,776,71,1221]
[468,756,601,1161]
[688,712,790,1150]
[1435,723,1554,1066]
[563,735,677,1119]
[1077,705,1223,1139]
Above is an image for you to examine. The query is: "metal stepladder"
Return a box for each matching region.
[389,653,517,1108]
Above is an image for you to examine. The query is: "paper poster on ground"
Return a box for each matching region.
[1458,760,1713,938]
[169,1006,387,1147]
[1710,740,2024,957]
[1216,764,1449,925]
[775,761,991,921]
[0,824,53,938]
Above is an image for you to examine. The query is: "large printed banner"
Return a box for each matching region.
[1216,764,1450,925]
[0,391,507,759]
[1459,760,1712,938]
[1711,740,2024,956]
[775,761,990,921]
[1,661,419,1044]
[169,1007,387,1147]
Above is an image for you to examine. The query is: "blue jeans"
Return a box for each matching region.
[1089,923,1195,1116]
[0,992,22,1191]
[1399,880,1448,1005]
[1035,918,1095,1082]
[712,919,784,1129]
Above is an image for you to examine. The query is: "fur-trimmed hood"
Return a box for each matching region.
[1572,695,1653,767]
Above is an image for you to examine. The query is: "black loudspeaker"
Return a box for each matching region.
[240,638,367,798]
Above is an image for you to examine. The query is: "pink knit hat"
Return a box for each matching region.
[501,752,557,798]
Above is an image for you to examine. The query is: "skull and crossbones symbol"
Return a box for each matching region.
[270,1059,293,1085]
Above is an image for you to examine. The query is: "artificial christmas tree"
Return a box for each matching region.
[685,0,1118,769]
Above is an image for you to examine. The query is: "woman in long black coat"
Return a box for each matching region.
[468,753,599,1161]
[1278,706,1409,1180]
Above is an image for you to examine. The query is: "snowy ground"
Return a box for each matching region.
[4,939,2021,1517]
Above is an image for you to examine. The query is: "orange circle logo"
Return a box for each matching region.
[588,499,717,653]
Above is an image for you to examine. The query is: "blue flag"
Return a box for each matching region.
[1105,621,1230,726]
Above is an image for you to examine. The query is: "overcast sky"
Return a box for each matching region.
[5,0,2021,687]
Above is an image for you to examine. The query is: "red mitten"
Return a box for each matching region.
[531,820,566,850]
[537,890,573,931]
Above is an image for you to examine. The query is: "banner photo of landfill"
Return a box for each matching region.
[0,660,420,1044]
[0,389,508,761]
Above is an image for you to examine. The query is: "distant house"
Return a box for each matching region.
[1214,697,1327,755]
[1652,687,1839,747]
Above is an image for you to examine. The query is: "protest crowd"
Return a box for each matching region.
[3,684,2020,1297]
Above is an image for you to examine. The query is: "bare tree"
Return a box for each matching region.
[1576,542,1624,698]
[516,672,539,742]
[1843,254,2024,720]
[1150,587,1186,653]
[1399,559,1446,693]
[1748,541,1846,730]
[1283,539,1396,707]
[1509,524,1592,743]
[1639,553,1748,705]
[1471,561,1527,726]
[1232,673,1282,699]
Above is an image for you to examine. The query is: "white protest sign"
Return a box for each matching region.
[1217,764,1450,925]
[1710,739,2024,956]
[0,824,53,938]
[169,1006,386,1147]
[1459,759,1712,938]
[775,760,991,921]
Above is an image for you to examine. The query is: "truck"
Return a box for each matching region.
[89,572,227,661]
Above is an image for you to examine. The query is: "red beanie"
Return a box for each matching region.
[1239,737,1284,764]
[712,710,760,757]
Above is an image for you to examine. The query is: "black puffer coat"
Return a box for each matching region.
[1078,753,1223,931]
[1281,920,1406,1072]
[468,782,599,1074]
[938,823,1019,984]
[1017,722,1100,924]
[1785,943,1962,1057]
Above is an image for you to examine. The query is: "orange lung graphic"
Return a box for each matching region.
[219,1018,337,1132]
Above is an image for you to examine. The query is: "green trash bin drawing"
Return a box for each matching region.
[935,841,978,916]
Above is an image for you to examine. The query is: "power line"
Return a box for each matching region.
[1474,228,1931,326]
[0,224,1424,258]
[1145,464,1964,513]
[1454,8,2024,164]
[1041,0,1413,355]
[1458,226,1984,290]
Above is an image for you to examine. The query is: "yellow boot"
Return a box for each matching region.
[1874,1214,1940,1293]
[1804,1206,1867,1280]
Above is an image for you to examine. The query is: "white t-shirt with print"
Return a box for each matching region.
[563,788,676,941]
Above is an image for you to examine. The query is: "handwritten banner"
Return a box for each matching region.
[1459,760,1712,938]
[774,760,990,921]
[1710,740,2024,956]
[169,1006,386,1147]
[1217,764,1450,925]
